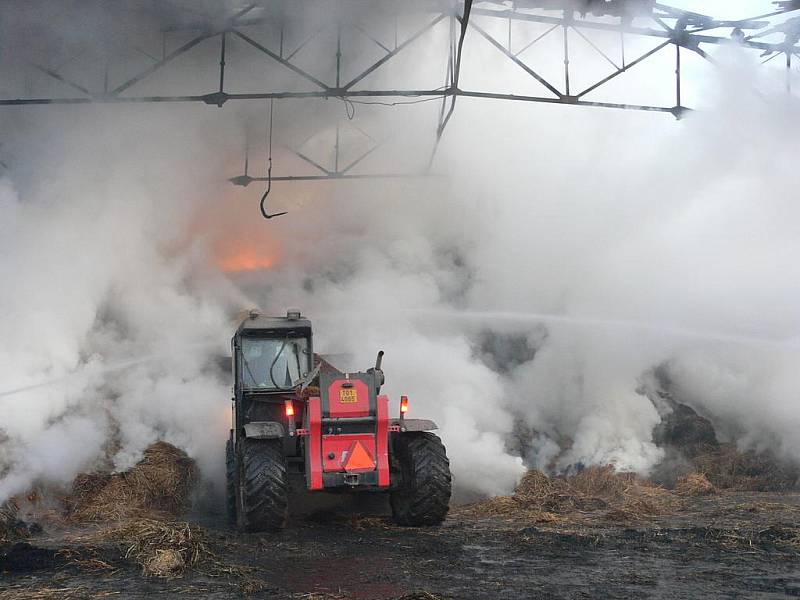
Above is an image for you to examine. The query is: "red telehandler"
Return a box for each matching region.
[226,310,452,531]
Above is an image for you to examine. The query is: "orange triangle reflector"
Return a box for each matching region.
[344,441,375,471]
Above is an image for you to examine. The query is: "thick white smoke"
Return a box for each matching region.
[0,108,245,501]
[1,4,799,505]
[235,45,800,491]
[440,47,800,477]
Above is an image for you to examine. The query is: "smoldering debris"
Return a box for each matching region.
[0,502,41,545]
[652,402,719,457]
[65,442,198,522]
[54,441,252,580]
[650,420,799,493]
[0,444,246,582]
[454,465,674,523]
[458,407,800,523]
[692,444,800,492]
[457,408,800,528]
[0,542,61,574]
[1,505,18,543]
[98,518,235,579]
[640,368,800,492]
[0,518,245,581]
[1,502,61,576]
[4,457,800,597]
[675,472,717,496]
[501,366,800,499]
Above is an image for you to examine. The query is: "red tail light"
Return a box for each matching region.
[284,400,295,417]
[400,396,409,414]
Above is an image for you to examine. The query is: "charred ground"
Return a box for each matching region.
[2,464,800,598]
[2,392,800,599]
[2,488,800,599]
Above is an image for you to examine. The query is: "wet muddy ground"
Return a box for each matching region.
[2,491,800,599]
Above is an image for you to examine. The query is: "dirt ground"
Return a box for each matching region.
[2,490,800,599]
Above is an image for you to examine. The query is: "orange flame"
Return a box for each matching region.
[187,188,283,273]
[216,248,277,272]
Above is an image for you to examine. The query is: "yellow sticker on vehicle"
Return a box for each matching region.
[339,388,358,403]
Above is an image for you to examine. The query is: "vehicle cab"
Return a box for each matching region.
[231,309,313,444]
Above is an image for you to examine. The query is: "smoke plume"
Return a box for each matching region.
[1,3,799,504]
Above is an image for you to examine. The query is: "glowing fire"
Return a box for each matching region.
[217,248,277,272]
[188,190,283,273]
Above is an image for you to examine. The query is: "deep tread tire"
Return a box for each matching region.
[225,436,236,525]
[390,432,451,526]
[236,438,288,532]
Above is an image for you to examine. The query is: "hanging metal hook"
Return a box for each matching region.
[260,98,287,219]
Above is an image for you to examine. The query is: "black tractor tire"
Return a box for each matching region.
[225,436,236,525]
[390,432,452,526]
[236,438,288,532]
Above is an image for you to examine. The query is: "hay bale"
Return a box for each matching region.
[68,441,198,521]
[675,472,717,496]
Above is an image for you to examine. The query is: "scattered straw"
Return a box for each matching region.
[95,518,252,579]
[567,466,635,500]
[103,519,206,577]
[676,473,717,496]
[240,577,270,596]
[0,586,120,599]
[518,466,667,514]
[692,443,799,492]
[764,525,800,551]
[0,503,31,544]
[604,496,661,522]
[347,515,395,530]
[456,465,672,523]
[0,510,12,544]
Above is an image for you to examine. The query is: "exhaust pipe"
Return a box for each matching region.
[370,350,385,393]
